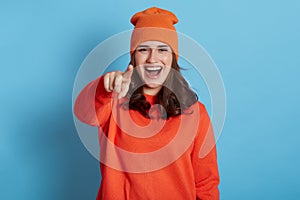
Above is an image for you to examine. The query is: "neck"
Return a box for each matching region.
[143,86,162,96]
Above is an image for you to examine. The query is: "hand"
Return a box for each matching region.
[103,65,134,99]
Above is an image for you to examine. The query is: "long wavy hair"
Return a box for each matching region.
[124,51,198,119]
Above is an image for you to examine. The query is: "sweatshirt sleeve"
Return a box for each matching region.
[73,76,113,127]
[192,103,220,200]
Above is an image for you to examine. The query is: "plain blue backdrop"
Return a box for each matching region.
[1,0,299,199]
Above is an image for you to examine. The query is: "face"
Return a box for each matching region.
[134,41,173,95]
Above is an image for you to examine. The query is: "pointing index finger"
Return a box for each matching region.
[123,64,133,80]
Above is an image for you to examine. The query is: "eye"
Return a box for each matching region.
[158,48,170,53]
[137,48,149,53]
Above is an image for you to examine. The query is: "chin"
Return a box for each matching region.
[143,77,166,87]
[145,82,162,89]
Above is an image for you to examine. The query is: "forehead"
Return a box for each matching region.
[138,40,170,47]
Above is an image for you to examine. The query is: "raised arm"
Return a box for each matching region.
[73,65,133,127]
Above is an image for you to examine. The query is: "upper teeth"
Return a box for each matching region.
[145,67,161,71]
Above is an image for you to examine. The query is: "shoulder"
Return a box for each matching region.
[196,101,206,111]
[182,101,210,127]
[187,101,209,116]
[193,101,211,124]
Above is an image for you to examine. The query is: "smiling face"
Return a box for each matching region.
[134,41,173,95]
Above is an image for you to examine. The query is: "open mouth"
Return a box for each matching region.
[144,66,163,77]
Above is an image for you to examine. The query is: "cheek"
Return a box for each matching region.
[134,54,146,66]
[135,66,144,79]
[161,55,173,67]
[164,66,172,77]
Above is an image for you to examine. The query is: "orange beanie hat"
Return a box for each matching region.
[130,7,179,60]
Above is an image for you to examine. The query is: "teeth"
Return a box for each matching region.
[145,67,162,71]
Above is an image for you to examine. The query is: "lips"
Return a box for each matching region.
[144,66,163,78]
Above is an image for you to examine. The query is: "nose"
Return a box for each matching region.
[146,48,159,63]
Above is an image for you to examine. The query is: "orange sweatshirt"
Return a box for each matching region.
[74,76,220,200]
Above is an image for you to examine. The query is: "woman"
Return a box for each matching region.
[74,7,220,200]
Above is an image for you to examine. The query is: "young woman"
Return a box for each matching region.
[74,7,220,200]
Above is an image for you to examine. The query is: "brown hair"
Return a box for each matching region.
[124,52,198,119]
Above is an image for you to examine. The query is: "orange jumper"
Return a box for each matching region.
[74,76,220,200]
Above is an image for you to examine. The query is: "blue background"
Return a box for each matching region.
[1,0,299,199]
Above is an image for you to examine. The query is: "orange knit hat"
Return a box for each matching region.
[130,7,179,60]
